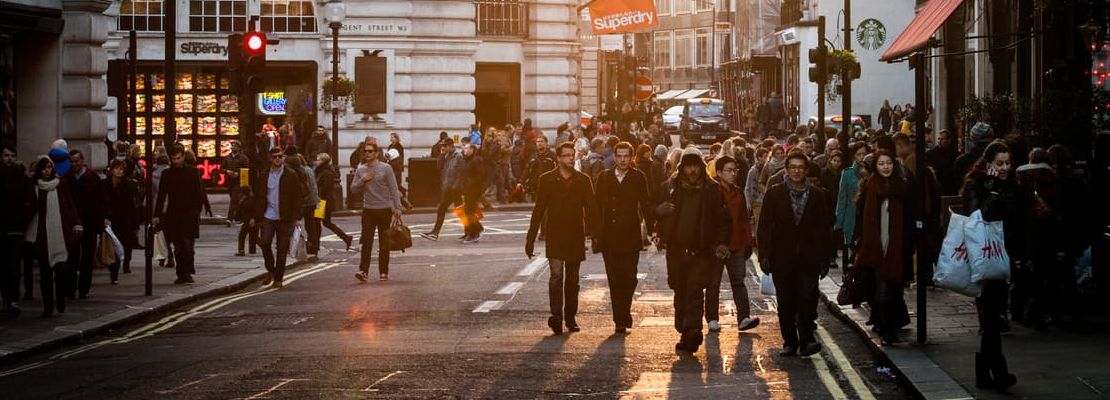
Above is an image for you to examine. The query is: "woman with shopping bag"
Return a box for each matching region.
[104,159,139,284]
[852,150,914,345]
[960,139,1024,393]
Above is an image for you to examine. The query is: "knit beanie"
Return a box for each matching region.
[969,122,993,143]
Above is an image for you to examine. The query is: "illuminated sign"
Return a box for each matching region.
[258,91,287,115]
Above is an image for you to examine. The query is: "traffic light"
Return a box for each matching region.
[226,33,244,91]
[808,45,828,84]
[242,31,266,93]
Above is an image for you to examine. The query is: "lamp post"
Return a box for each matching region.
[324,0,346,164]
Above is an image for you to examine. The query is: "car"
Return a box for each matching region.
[679,98,734,147]
[662,105,683,131]
[807,115,866,135]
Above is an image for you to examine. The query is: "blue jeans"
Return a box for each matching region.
[260,219,294,283]
[707,250,753,321]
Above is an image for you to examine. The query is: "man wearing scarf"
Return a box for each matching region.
[654,146,731,354]
[758,150,832,357]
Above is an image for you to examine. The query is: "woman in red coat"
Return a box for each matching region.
[24,157,82,317]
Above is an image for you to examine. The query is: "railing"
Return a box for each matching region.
[475,0,528,38]
[781,0,802,26]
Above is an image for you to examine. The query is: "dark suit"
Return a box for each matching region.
[757,179,832,348]
[594,167,651,328]
[154,166,205,280]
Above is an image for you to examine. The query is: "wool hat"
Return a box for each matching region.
[969,122,993,143]
[654,144,668,159]
[680,146,705,167]
[48,147,71,176]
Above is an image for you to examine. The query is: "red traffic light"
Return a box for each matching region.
[245,33,264,52]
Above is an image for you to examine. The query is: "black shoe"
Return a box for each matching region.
[123,266,131,274]
[615,326,628,333]
[79,294,89,300]
[262,274,273,287]
[566,322,581,332]
[799,342,822,357]
[343,236,354,250]
[992,355,1017,393]
[173,278,186,285]
[22,295,32,301]
[235,251,246,257]
[56,298,66,314]
[975,352,994,389]
[675,341,698,353]
[184,276,195,284]
[547,316,563,335]
[779,346,797,356]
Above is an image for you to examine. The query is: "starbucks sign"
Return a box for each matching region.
[856,18,887,50]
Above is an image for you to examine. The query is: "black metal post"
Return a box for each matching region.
[129,31,137,141]
[913,53,928,344]
[816,16,826,148]
[164,0,176,143]
[330,22,340,164]
[839,0,851,146]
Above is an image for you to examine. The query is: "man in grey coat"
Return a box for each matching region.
[420,138,465,241]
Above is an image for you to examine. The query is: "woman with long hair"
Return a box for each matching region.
[315,153,353,250]
[105,159,139,283]
[961,140,1021,393]
[25,157,82,316]
[852,150,913,345]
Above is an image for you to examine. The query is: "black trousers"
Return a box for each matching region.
[359,208,392,275]
[259,219,293,283]
[34,254,67,313]
[548,258,581,323]
[304,207,321,255]
[463,190,483,238]
[227,184,242,221]
[238,222,259,253]
[979,280,1009,360]
[773,267,820,348]
[603,250,639,328]
[69,231,97,297]
[431,188,462,233]
[320,197,350,243]
[668,251,711,346]
[169,236,195,279]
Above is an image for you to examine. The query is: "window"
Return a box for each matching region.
[475,0,528,37]
[654,0,671,16]
[673,0,692,14]
[653,31,672,69]
[188,0,247,32]
[118,0,164,32]
[261,1,317,33]
[674,29,693,68]
[696,0,713,12]
[695,28,711,66]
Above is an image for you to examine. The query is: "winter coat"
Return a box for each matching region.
[220,152,250,187]
[594,167,651,253]
[653,174,731,256]
[29,179,82,252]
[526,168,598,262]
[960,168,1026,260]
[154,166,205,240]
[581,152,605,185]
[105,177,140,246]
[1,164,34,234]
[835,164,861,245]
[314,162,340,202]
[719,182,754,251]
[66,166,109,235]
[757,178,832,274]
[304,134,332,162]
[525,149,556,192]
[853,176,914,282]
[438,149,465,192]
[251,166,305,223]
[461,153,487,197]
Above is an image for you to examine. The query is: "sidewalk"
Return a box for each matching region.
[199,193,535,225]
[817,266,1110,400]
[0,224,319,363]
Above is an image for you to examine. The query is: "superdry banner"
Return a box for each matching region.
[587,0,658,34]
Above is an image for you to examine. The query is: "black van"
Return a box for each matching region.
[679,98,733,147]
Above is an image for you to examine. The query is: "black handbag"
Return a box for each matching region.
[837,265,876,307]
[387,215,412,253]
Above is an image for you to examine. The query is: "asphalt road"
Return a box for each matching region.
[1,211,913,399]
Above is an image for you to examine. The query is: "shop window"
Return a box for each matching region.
[188,0,248,32]
[475,0,528,37]
[695,0,713,12]
[654,0,671,16]
[673,0,692,14]
[118,0,164,32]
[674,29,693,68]
[261,0,318,33]
[653,31,672,70]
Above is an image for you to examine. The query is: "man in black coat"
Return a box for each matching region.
[65,149,109,299]
[1,146,33,315]
[757,150,833,357]
[250,146,304,289]
[153,145,206,284]
[526,142,598,335]
[594,141,652,333]
[220,140,250,224]
[654,146,731,353]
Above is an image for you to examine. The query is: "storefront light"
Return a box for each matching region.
[324,1,346,26]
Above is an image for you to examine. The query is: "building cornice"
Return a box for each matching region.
[62,0,110,13]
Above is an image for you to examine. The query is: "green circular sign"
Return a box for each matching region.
[856,18,887,51]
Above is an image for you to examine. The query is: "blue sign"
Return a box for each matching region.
[258,91,286,115]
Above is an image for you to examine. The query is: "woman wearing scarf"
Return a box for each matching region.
[852,150,915,345]
[25,157,81,317]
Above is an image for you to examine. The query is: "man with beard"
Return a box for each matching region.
[758,150,832,357]
[594,141,652,333]
[654,147,731,353]
[526,142,598,335]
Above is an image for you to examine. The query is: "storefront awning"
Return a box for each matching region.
[675,89,710,100]
[880,0,965,62]
[655,89,688,100]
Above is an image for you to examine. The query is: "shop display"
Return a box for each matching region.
[177,139,193,150]
[198,117,217,135]
[135,74,146,90]
[221,95,239,112]
[153,73,165,90]
[175,94,194,113]
[152,95,165,112]
[198,94,218,112]
[176,73,192,90]
[221,117,239,135]
[196,73,217,89]
[152,117,165,136]
[197,139,218,158]
[220,140,234,157]
[176,116,193,136]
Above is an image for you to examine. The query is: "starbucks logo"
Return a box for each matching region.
[856,18,887,51]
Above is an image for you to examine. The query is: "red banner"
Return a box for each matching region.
[588,0,658,35]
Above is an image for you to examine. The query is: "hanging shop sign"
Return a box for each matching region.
[588,0,658,34]
[856,18,888,51]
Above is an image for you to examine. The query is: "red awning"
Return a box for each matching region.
[880,0,965,62]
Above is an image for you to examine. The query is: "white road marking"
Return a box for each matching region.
[472,300,504,313]
[495,282,524,295]
[155,373,224,394]
[244,378,308,399]
[517,257,548,276]
[363,370,404,392]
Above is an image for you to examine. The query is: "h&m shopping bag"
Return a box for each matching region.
[289,225,308,261]
[933,211,982,297]
[153,231,169,261]
[964,210,1011,283]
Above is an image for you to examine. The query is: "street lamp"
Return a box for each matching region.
[324,0,346,164]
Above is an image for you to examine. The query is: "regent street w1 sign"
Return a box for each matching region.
[587,0,658,35]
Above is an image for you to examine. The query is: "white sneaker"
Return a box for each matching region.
[708,320,721,331]
[738,316,761,331]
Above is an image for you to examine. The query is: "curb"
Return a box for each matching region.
[816,277,974,400]
[0,257,318,364]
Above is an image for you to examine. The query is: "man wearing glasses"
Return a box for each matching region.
[351,141,402,282]
[250,147,303,289]
[711,156,760,333]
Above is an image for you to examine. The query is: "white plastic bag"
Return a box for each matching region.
[933,212,982,297]
[104,226,125,261]
[289,225,308,261]
[760,273,776,296]
[153,231,169,261]
[964,210,1011,282]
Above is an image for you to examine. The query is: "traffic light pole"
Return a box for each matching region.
[816,16,826,152]
[840,0,851,146]
[913,53,929,345]
[331,22,341,165]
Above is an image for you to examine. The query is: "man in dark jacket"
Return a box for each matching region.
[594,142,651,333]
[304,125,332,164]
[526,142,598,335]
[65,149,109,299]
[420,139,463,241]
[926,129,959,195]
[758,150,833,357]
[221,140,250,224]
[460,143,486,242]
[1,146,33,315]
[524,135,556,200]
[654,146,731,353]
[250,147,303,289]
[153,145,206,284]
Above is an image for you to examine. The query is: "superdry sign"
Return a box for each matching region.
[587,0,658,35]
